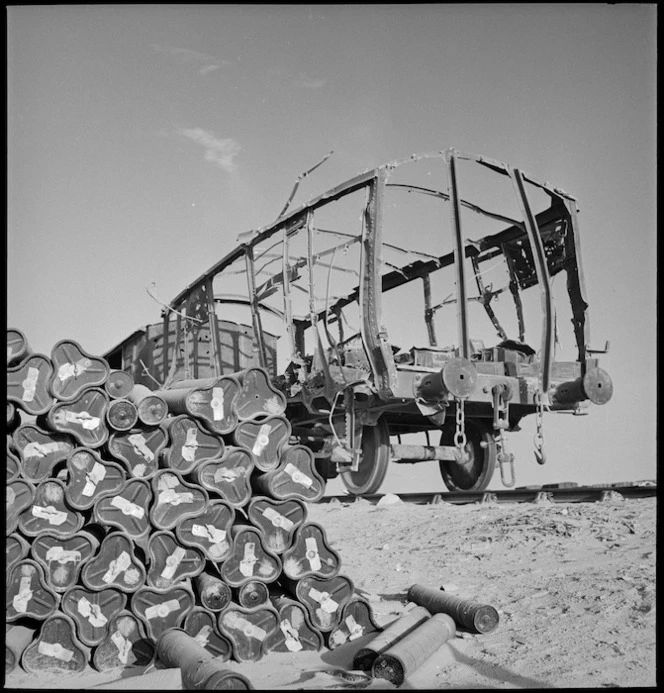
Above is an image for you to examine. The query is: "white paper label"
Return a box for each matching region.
[23,441,61,459]
[82,462,107,496]
[62,410,100,430]
[38,641,74,662]
[22,367,40,403]
[191,523,227,544]
[226,614,266,641]
[262,507,294,531]
[213,466,242,483]
[284,463,313,489]
[12,575,33,613]
[102,551,132,584]
[305,537,322,572]
[77,597,108,628]
[280,619,303,652]
[345,614,364,640]
[194,625,212,648]
[111,631,132,664]
[45,546,82,564]
[252,424,272,456]
[32,505,68,526]
[210,387,225,421]
[181,428,199,462]
[144,599,180,620]
[57,358,91,382]
[110,496,145,519]
[160,547,186,580]
[158,489,194,506]
[239,542,257,577]
[128,434,154,462]
[309,588,338,614]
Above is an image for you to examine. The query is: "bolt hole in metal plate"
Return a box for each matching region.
[441,357,478,399]
[193,447,255,509]
[583,367,614,405]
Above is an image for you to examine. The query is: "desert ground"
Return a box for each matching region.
[5,491,656,690]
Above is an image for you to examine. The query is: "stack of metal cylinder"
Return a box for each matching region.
[6,327,383,678]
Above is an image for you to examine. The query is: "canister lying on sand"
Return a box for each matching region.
[372,612,456,686]
[352,605,430,671]
[407,583,499,634]
[156,628,253,690]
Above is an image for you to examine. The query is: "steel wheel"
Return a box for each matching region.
[439,419,496,492]
[340,418,390,495]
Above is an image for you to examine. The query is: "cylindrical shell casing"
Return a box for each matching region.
[246,496,307,555]
[128,384,168,426]
[18,477,84,539]
[156,628,253,689]
[104,369,135,400]
[183,607,233,661]
[21,612,90,674]
[265,596,324,654]
[149,469,209,530]
[193,447,255,509]
[192,572,233,613]
[407,583,499,634]
[49,339,110,402]
[284,574,355,633]
[372,612,456,686]
[61,586,127,647]
[233,416,291,472]
[80,533,146,593]
[236,581,270,609]
[251,445,325,503]
[11,423,76,483]
[219,526,282,588]
[92,478,152,540]
[106,398,139,432]
[30,530,100,593]
[92,609,155,671]
[352,605,431,671]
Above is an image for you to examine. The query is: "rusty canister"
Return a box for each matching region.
[192,571,233,613]
[372,612,456,686]
[156,628,253,689]
[236,580,270,609]
[407,583,499,634]
[352,604,431,671]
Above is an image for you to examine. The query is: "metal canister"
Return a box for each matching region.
[106,398,139,431]
[7,353,55,416]
[145,531,205,591]
[49,339,110,402]
[107,423,168,479]
[217,604,279,663]
[192,571,233,613]
[21,612,90,674]
[156,628,253,689]
[132,584,196,642]
[233,415,291,472]
[219,525,281,588]
[64,447,126,511]
[352,604,431,671]
[104,369,135,400]
[246,496,307,555]
[183,607,233,661]
[193,447,254,509]
[372,612,456,686]
[162,414,225,474]
[61,586,127,647]
[128,384,168,426]
[327,597,381,650]
[92,610,155,671]
[281,522,341,580]
[252,445,325,503]
[407,583,499,634]
[176,499,235,563]
[234,367,287,421]
[149,470,209,531]
[236,580,270,609]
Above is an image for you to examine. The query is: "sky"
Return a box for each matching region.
[6,4,657,491]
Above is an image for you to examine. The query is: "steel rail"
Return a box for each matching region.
[320,483,656,506]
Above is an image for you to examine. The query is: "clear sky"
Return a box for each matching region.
[7,4,657,491]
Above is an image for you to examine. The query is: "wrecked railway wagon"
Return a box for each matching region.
[104,149,613,494]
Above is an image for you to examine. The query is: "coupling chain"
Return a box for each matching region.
[533,390,546,465]
[453,397,468,462]
[493,386,515,487]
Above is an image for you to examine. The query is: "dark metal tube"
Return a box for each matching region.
[407,583,499,634]
[236,581,270,609]
[372,613,456,686]
[193,572,232,613]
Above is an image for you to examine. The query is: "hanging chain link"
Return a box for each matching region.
[453,397,467,461]
[533,390,546,465]
[493,385,515,487]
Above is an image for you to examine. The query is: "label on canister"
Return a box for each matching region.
[160,547,186,580]
[252,424,272,456]
[12,575,33,613]
[262,507,294,531]
[308,588,338,613]
[102,551,132,584]
[210,387,225,421]
[127,434,154,462]
[57,359,91,382]
[110,496,145,519]
[144,599,180,620]
[82,462,107,496]
[38,641,75,662]
[23,441,62,459]
[111,631,132,664]
[194,625,213,648]
[280,619,303,652]
[32,505,68,526]
[304,537,322,572]
[22,368,40,403]
[77,596,108,628]
[45,546,82,564]
[181,428,199,462]
[284,463,313,488]
[239,542,257,577]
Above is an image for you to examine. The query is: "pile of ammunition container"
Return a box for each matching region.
[7,327,498,688]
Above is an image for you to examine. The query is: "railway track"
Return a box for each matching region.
[320,482,657,506]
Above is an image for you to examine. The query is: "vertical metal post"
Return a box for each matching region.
[205,278,223,376]
[282,227,298,362]
[306,210,318,332]
[510,168,555,394]
[162,310,170,381]
[244,247,267,369]
[423,275,437,346]
[446,150,470,360]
